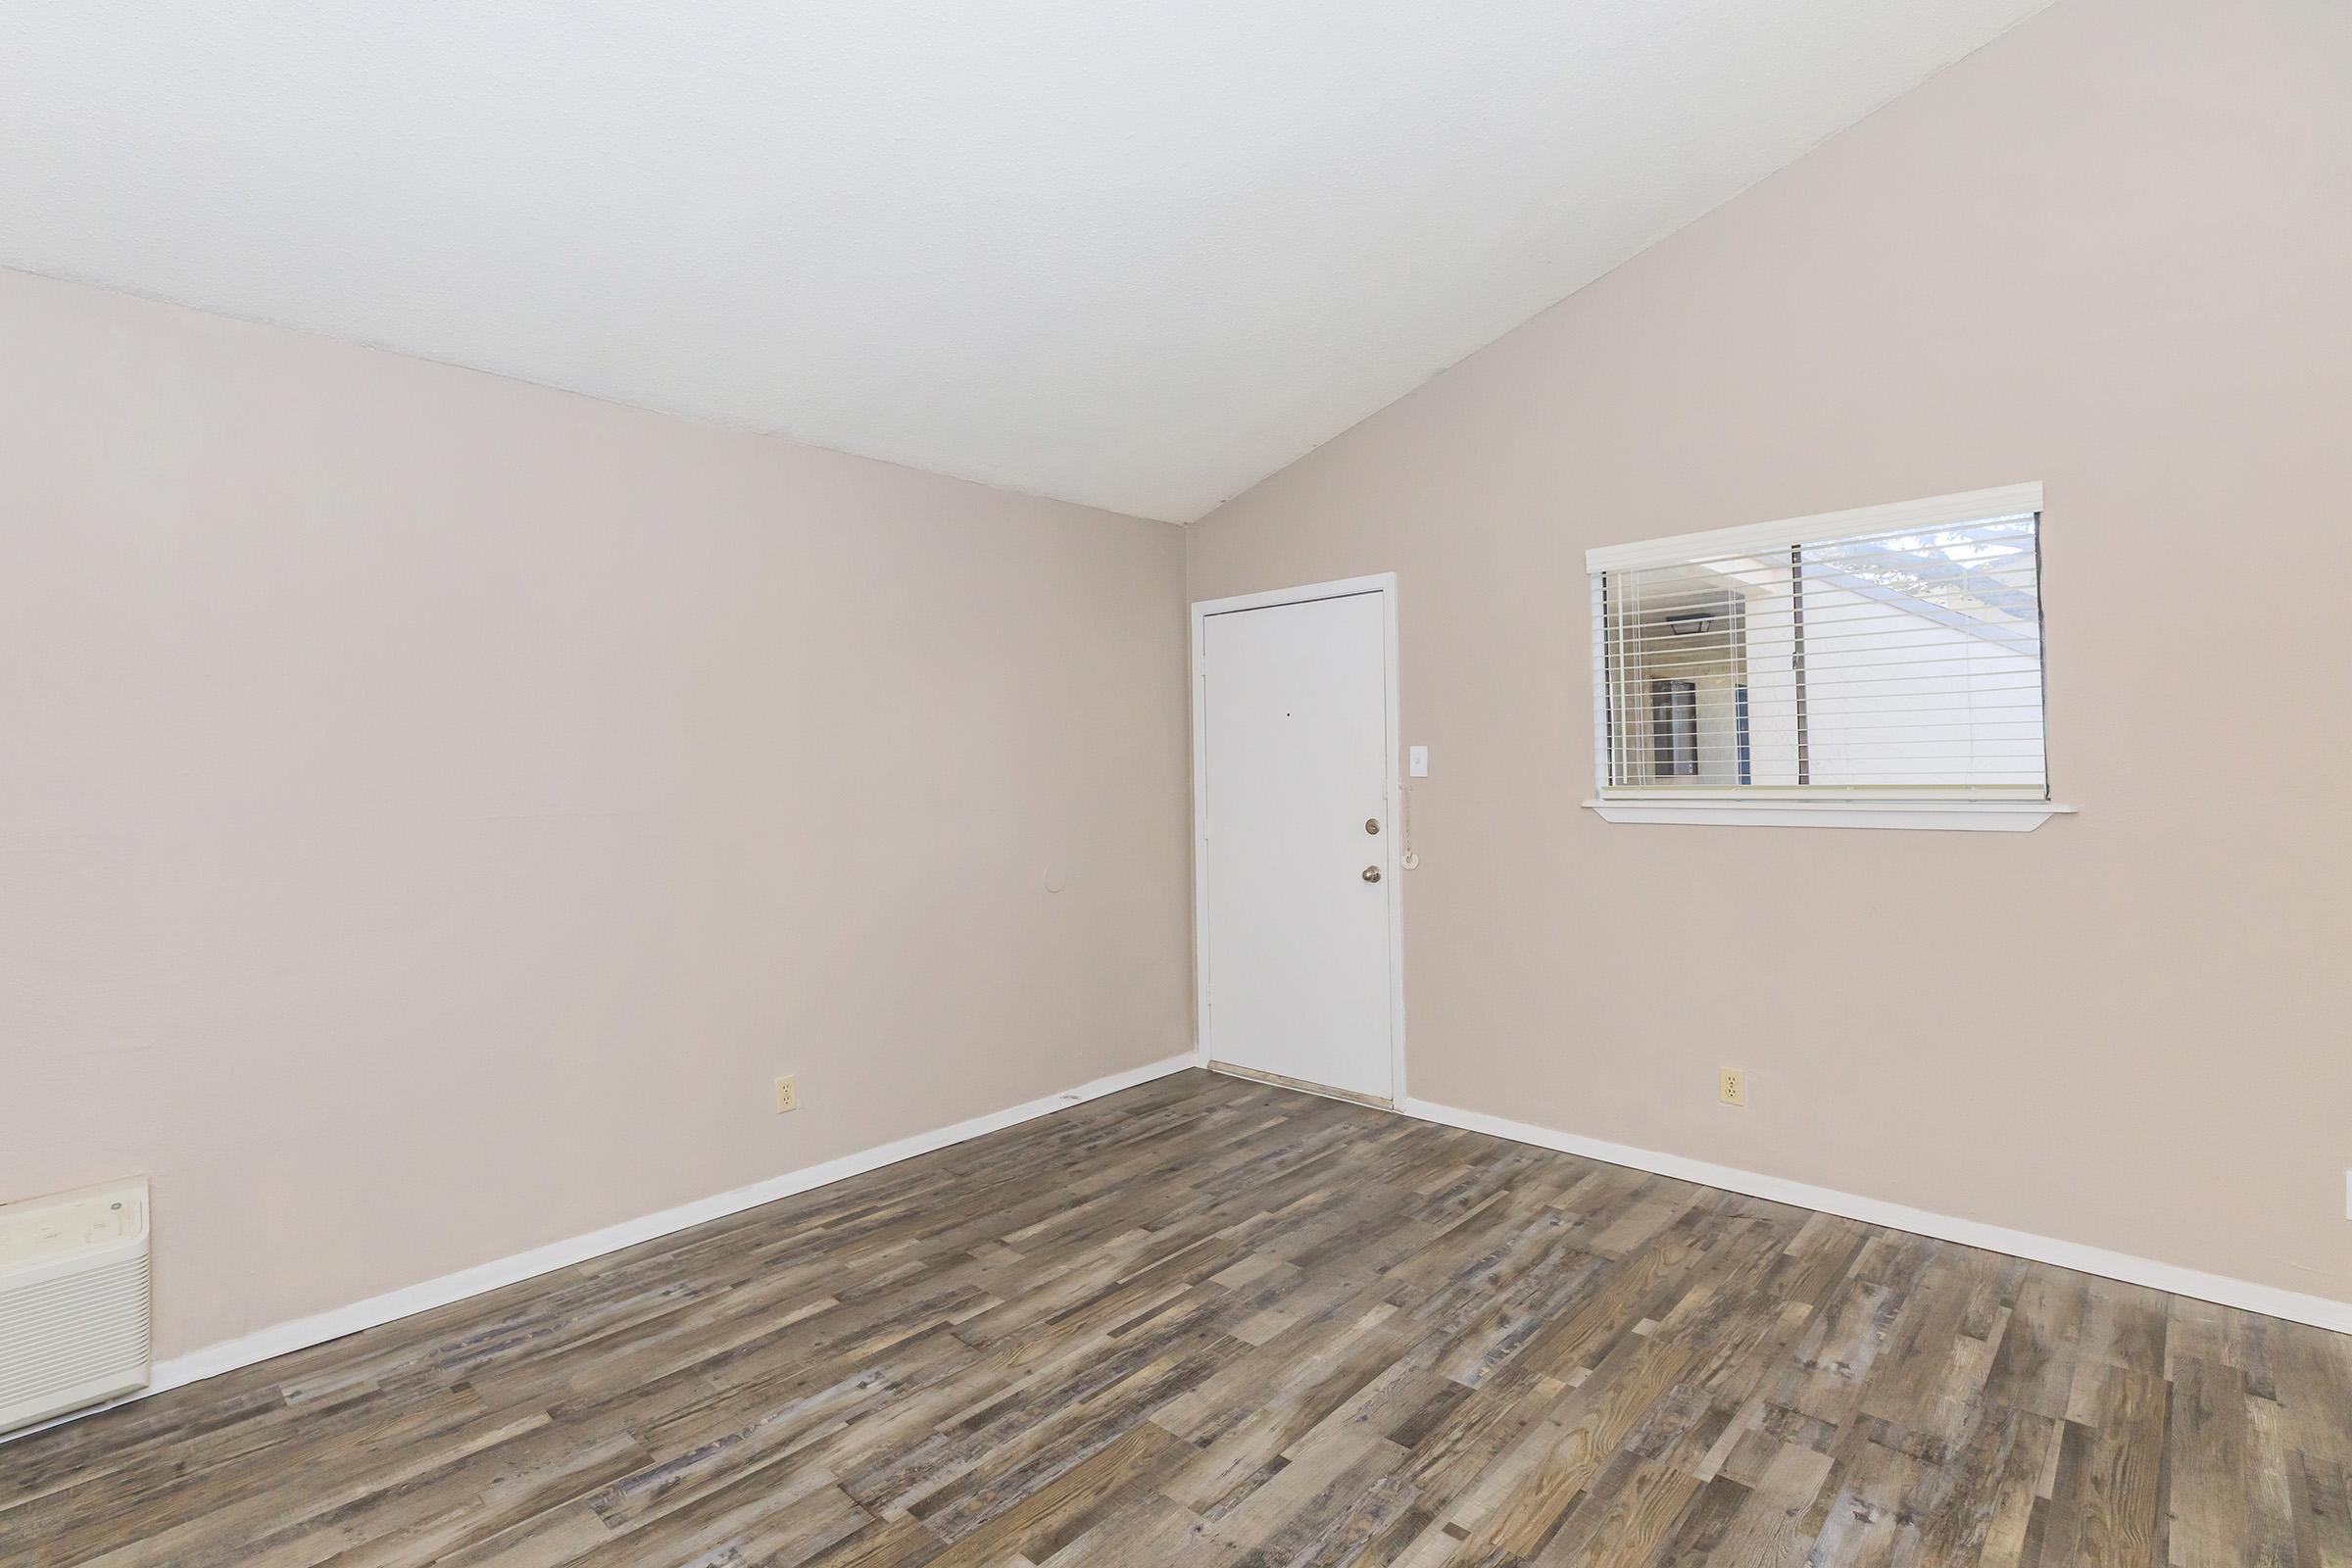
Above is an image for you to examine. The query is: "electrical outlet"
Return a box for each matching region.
[1718,1067,1745,1107]
[774,1075,799,1113]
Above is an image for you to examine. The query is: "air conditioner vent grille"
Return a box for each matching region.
[0,1179,151,1436]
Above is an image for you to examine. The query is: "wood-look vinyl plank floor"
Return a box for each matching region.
[4,1068,2346,1567]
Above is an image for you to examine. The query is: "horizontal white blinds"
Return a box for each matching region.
[1593,501,2046,797]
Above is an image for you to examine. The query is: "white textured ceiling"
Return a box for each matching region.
[0,3,2046,521]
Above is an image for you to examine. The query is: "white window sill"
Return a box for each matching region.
[1582,798,2076,832]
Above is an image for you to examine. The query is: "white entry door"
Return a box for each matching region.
[1198,586,1396,1103]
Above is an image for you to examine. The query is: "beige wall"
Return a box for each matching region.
[5,0,2344,1368]
[1189,0,2352,1303]
[0,270,1193,1361]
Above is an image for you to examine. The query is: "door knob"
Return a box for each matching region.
[1362,866,1382,883]
[1365,818,1381,834]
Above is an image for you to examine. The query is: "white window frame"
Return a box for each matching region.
[1583,483,2075,832]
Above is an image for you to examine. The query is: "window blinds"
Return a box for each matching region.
[1588,485,2046,798]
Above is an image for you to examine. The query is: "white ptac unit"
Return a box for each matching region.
[0,1179,151,1434]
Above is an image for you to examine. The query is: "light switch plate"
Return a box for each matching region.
[1408,746,1429,777]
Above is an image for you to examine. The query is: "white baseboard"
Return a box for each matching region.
[1402,1096,2352,1338]
[18,1056,2337,1450]
[6,1052,1195,1446]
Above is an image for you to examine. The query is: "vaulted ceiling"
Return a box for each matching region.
[0,3,2048,521]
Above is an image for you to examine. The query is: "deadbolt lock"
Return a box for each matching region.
[1365,818,1381,834]
[1362,866,1382,883]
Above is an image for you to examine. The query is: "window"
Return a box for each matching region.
[1585,484,2071,830]
[1649,679,1697,777]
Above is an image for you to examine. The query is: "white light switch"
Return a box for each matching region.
[1408,746,1429,777]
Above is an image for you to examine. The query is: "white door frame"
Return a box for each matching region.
[1190,572,1405,1105]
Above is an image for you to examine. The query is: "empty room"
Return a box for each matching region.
[4,2,2348,1563]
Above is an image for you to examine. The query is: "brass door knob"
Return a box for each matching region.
[1362,866,1382,883]
[1365,817,1381,834]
